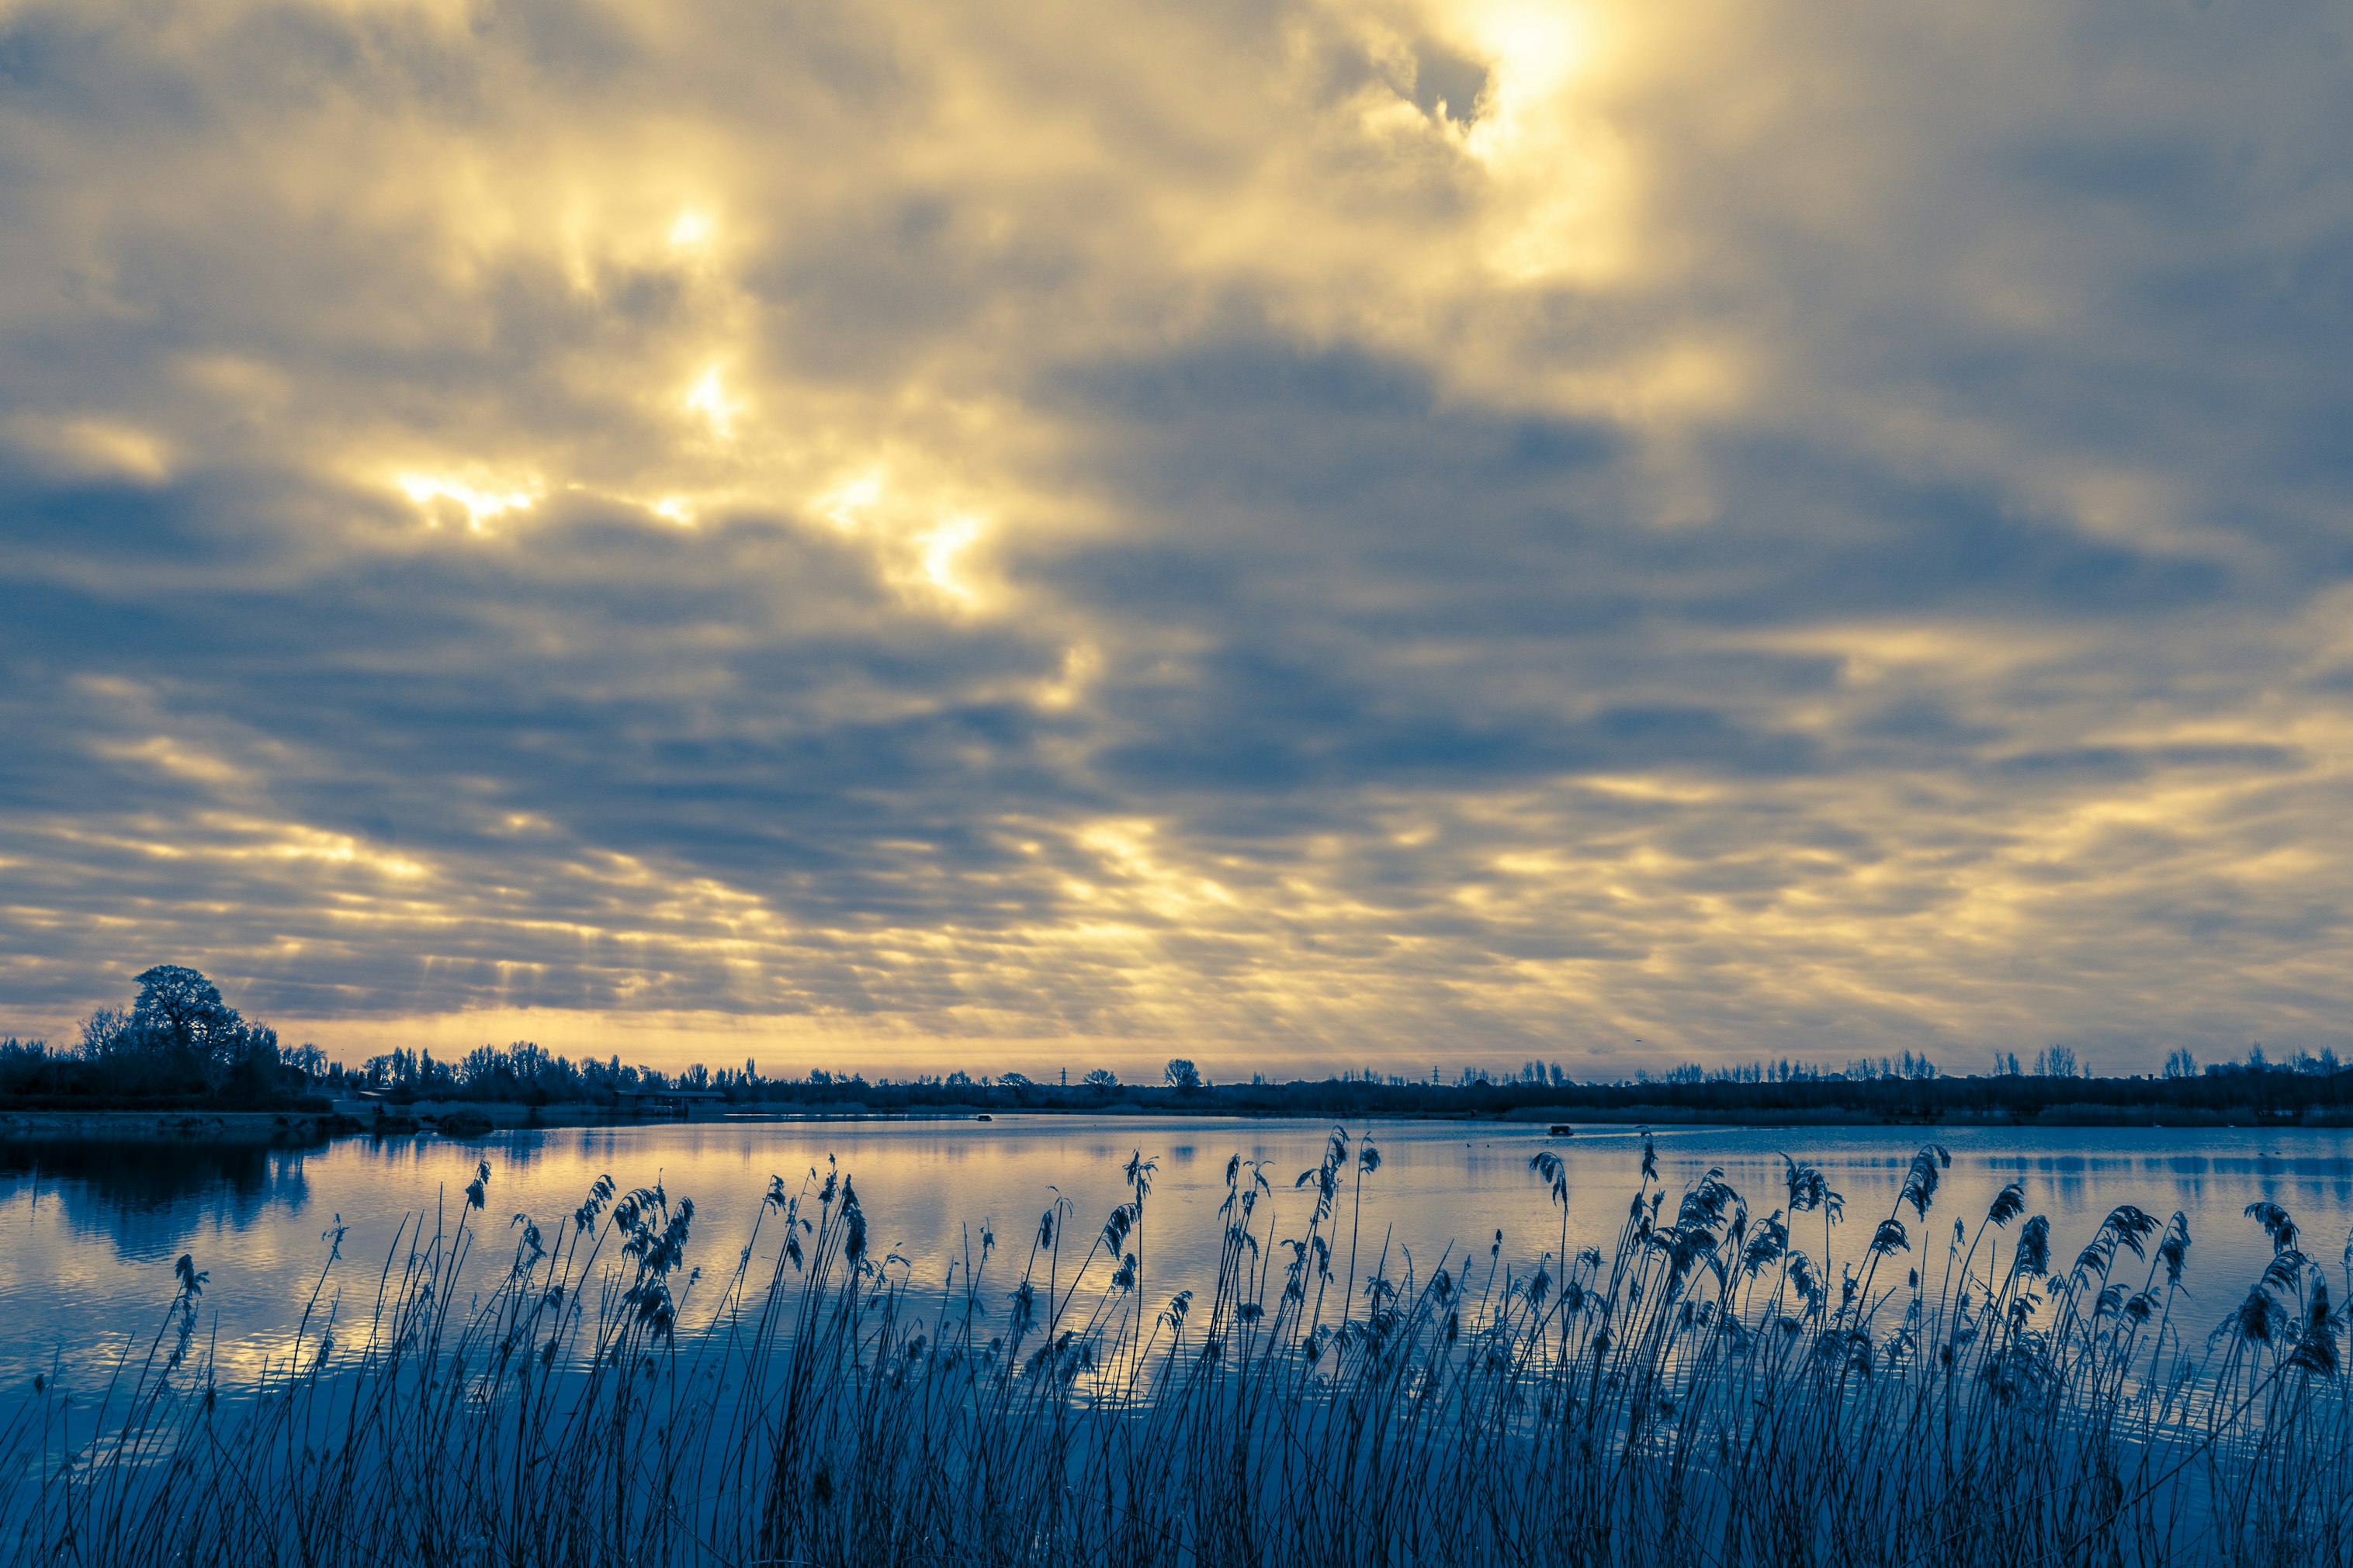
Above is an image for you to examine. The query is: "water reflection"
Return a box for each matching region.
[5,1120,2353,1386]
[0,1139,310,1260]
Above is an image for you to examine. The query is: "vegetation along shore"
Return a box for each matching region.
[8,1130,2353,1565]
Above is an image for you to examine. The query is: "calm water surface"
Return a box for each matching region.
[6,1117,2353,1383]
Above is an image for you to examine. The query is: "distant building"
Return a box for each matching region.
[612,1087,726,1117]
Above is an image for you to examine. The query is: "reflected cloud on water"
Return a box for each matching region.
[7,1120,2353,1384]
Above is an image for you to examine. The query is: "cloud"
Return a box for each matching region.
[2,0,2351,1075]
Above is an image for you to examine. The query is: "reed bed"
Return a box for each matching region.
[7,1133,2353,1566]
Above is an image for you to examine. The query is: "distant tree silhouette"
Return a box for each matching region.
[126,966,244,1055]
[1165,1057,1201,1092]
[76,964,281,1096]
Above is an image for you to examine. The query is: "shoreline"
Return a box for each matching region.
[1,1100,2343,1142]
[0,1109,366,1144]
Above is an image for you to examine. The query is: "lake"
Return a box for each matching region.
[6,1116,2351,1385]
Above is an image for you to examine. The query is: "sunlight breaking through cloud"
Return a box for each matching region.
[1,0,2350,1074]
[397,473,543,531]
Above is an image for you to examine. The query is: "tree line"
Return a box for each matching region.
[7,966,2353,1124]
[0,965,315,1106]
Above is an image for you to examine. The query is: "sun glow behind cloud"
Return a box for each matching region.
[1454,1,1634,286]
[2,0,2351,1074]
[683,365,740,440]
[397,473,543,531]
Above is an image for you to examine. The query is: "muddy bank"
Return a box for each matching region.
[0,1109,366,1144]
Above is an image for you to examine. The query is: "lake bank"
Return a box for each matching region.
[0,1107,366,1143]
[2,1096,2345,1142]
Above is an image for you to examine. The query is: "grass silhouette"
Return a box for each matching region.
[5,1133,2350,1566]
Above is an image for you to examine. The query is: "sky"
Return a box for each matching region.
[3,0,2351,1079]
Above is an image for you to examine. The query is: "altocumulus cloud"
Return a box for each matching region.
[2,0,2351,1075]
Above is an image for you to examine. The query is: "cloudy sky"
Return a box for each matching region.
[2,0,2350,1077]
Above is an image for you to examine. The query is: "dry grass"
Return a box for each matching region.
[6,1134,2351,1566]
